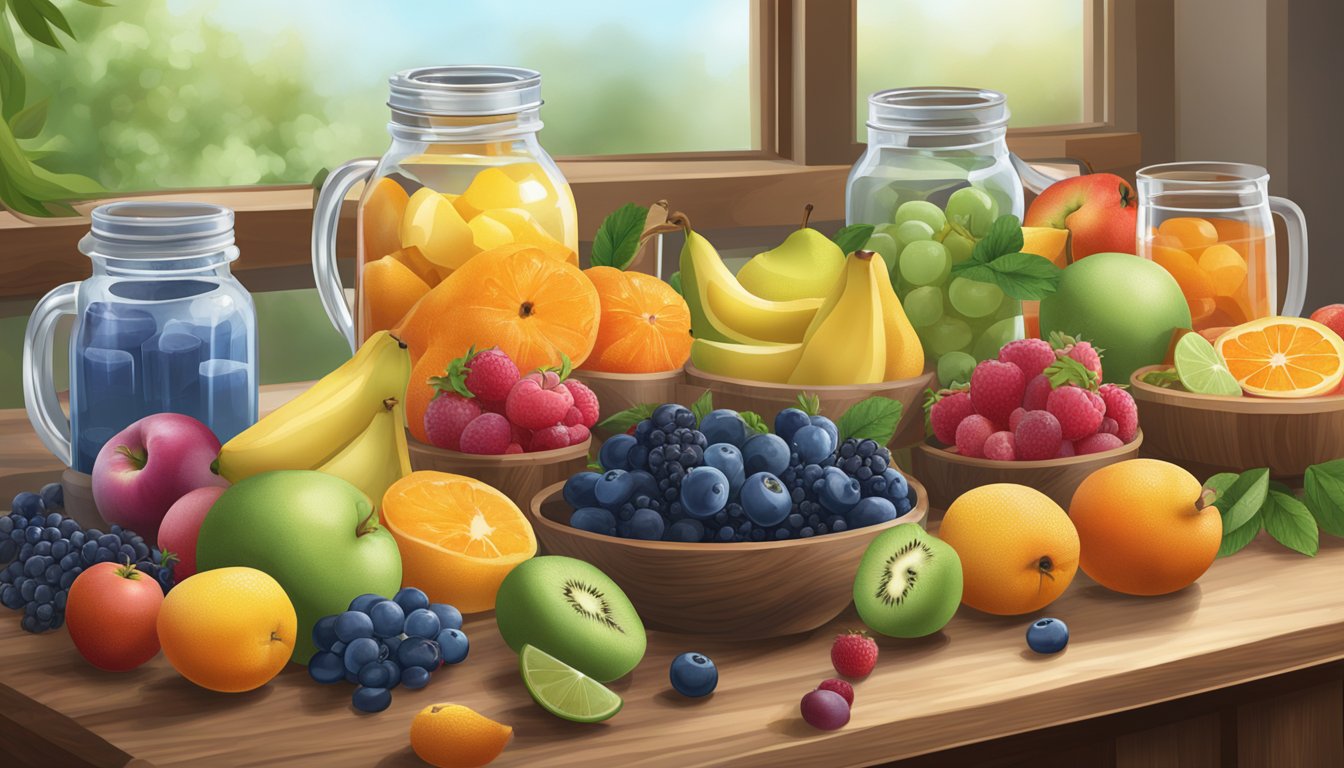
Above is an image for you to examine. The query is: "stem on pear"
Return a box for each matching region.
[800,203,814,230]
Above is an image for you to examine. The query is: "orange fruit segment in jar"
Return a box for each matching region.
[1214,317,1344,398]
[582,266,693,373]
[382,471,538,613]
[1141,216,1269,332]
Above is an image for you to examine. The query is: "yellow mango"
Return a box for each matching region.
[400,188,477,270]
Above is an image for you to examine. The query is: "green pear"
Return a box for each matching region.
[737,206,844,301]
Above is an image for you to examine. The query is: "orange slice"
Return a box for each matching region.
[1214,317,1344,398]
[382,471,537,613]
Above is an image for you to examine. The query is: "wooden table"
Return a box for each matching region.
[2,386,1343,767]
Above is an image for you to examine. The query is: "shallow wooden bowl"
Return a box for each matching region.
[1130,365,1344,479]
[574,368,685,440]
[681,364,935,450]
[407,436,591,510]
[527,475,928,639]
[910,430,1143,512]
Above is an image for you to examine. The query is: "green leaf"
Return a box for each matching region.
[1217,517,1260,558]
[590,203,649,270]
[969,214,1025,265]
[1043,355,1098,390]
[1138,368,1183,388]
[29,0,74,38]
[9,0,64,49]
[739,410,769,435]
[1260,490,1319,556]
[668,271,682,296]
[690,389,713,423]
[597,403,655,434]
[832,224,875,256]
[586,453,603,472]
[795,392,821,417]
[78,0,115,6]
[1304,459,1344,537]
[1202,472,1239,497]
[0,46,26,122]
[427,346,476,399]
[952,252,1062,300]
[1213,468,1270,533]
[1268,480,1295,496]
[836,396,903,444]
[8,97,46,139]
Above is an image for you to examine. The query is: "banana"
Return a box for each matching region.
[216,330,412,483]
[690,339,804,383]
[316,405,411,506]
[788,251,887,386]
[680,228,822,344]
[875,260,926,380]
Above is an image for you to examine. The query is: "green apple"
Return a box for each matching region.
[195,470,402,662]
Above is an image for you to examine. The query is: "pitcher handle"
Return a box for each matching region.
[23,282,78,467]
[1269,196,1309,317]
[312,158,378,353]
[1010,153,1059,196]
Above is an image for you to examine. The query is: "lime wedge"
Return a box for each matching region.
[1174,332,1242,396]
[520,644,623,723]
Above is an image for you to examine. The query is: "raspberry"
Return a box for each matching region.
[1056,440,1076,458]
[927,389,975,446]
[530,425,571,452]
[505,370,575,430]
[1015,410,1063,460]
[1098,383,1139,442]
[1046,386,1104,441]
[423,392,480,452]
[1075,432,1124,455]
[458,413,511,455]
[562,407,584,427]
[983,431,1017,461]
[1099,417,1119,435]
[566,424,591,446]
[955,414,996,458]
[1051,332,1103,380]
[511,424,532,452]
[970,360,1026,427]
[562,378,601,429]
[816,678,855,706]
[830,631,878,678]
[1023,374,1053,412]
[463,347,520,401]
[478,398,506,415]
[505,443,524,454]
[1086,389,1106,415]
[999,338,1057,381]
[1008,407,1027,432]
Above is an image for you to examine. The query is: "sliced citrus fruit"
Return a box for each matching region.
[382,471,537,613]
[1214,317,1344,398]
[519,644,623,723]
[1174,331,1241,396]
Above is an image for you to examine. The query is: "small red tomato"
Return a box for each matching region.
[67,561,164,671]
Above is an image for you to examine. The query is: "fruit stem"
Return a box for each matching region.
[800,203,814,230]
[115,444,147,471]
[1119,182,1134,209]
[114,558,142,580]
[356,511,381,538]
[1196,487,1217,511]
[640,211,692,243]
[854,250,875,262]
[383,397,399,411]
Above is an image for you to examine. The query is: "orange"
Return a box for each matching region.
[396,246,599,442]
[1069,459,1220,596]
[157,567,296,693]
[938,484,1080,616]
[381,472,538,613]
[363,255,431,335]
[582,266,693,373]
[1157,217,1218,250]
[1215,316,1344,397]
[361,178,409,262]
[390,245,451,287]
[1197,244,1248,296]
[411,703,513,768]
[1150,245,1215,300]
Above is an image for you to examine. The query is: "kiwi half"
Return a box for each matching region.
[495,556,646,682]
[853,523,963,638]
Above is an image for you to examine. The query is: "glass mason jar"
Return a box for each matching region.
[312,65,578,351]
[847,87,1027,386]
[24,202,258,472]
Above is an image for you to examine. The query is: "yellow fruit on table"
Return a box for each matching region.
[402,188,477,270]
[938,484,1080,615]
[736,213,845,301]
[874,251,924,380]
[1070,459,1221,596]
[157,567,296,693]
[411,703,513,768]
[1021,226,1071,268]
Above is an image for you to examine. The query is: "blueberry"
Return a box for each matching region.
[382,635,401,657]
[680,466,730,520]
[716,525,735,542]
[674,409,697,428]
[81,541,98,564]
[343,637,382,675]
[24,558,44,579]
[308,651,346,684]
[311,615,339,652]
[50,540,69,560]
[809,416,839,453]
[562,472,602,509]
[594,470,636,509]
[347,593,383,614]
[703,443,746,496]
[396,637,442,670]
[742,433,790,477]
[628,470,659,499]
[846,496,898,529]
[652,403,691,428]
[774,408,812,444]
[351,686,391,714]
[335,610,375,643]
[43,564,60,584]
[369,600,406,639]
[0,540,15,564]
[880,468,910,505]
[11,493,44,518]
[1026,617,1069,654]
[19,580,35,601]
[775,528,792,540]
[393,587,430,614]
[599,434,638,471]
[25,527,42,545]
[97,534,119,550]
[0,585,20,610]
[404,608,441,639]
[628,444,650,470]
[740,473,791,527]
[400,666,431,690]
[39,483,64,510]
[698,409,747,447]
[380,659,402,690]
[666,519,704,542]
[669,652,718,697]
[818,467,861,514]
[330,640,347,656]
[790,425,833,465]
[437,628,470,664]
[629,509,665,540]
[570,507,616,536]
[427,603,463,632]
[357,660,392,688]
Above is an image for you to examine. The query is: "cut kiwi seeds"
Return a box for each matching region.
[520,644,624,723]
[853,523,963,638]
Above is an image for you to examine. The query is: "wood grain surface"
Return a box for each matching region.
[574,368,685,441]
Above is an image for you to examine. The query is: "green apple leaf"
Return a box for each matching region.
[1260,490,1318,556]
[597,403,656,435]
[690,389,713,423]
[739,410,769,436]
[1213,467,1270,533]
[590,202,649,270]
[832,224,875,256]
[1304,459,1344,537]
[836,396,903,444]
[1217,517,1260,558]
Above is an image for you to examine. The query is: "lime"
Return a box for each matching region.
[1173,332,1242,396]
[519,644,623,723]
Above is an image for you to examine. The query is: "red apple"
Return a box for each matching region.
[1310,304,1344,340]
[157,486,226,580]
[1025,173,1139,260]
[92,414,228,542]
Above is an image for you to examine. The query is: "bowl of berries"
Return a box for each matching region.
[911,337,1142,511]
[408,347,595,508]
[526,397,927,639]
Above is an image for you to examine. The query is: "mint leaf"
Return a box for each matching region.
[691,390,713,423]
[1138,368,1183,388]
[1305,459,1344,537]
[668,271,682,296]
[1268,480,1296,496]
[970,214,1025,264]
[1214,468,1270,533]
[590,203,649,270]
[597,403,655,434]
[953,252,1062,300]
[1261,490,1319,556]
[836,397,903,444]
[832,224,875,256]
[795,392,821,417]
[740,410,769,436]
[1218,517,1261,558]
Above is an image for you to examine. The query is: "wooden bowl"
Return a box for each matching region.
[910,430,1144,512]
[527,475,928,639]
[681,364,935,450]
[574,368,685,440]
[407,436,591,510]
[1130,365,1344,479]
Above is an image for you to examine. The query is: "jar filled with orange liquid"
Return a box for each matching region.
[1135,162,1307,332]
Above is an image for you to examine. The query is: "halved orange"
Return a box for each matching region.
[382,471,537,613]
[1214,317,1344,398]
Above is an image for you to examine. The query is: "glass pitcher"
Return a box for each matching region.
[312,65,578,351]
[24,202,258,472]
[1136,162,1307,331]
[847,87,1031,385]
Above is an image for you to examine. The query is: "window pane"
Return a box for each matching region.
[856,0,1086,138]
[17,0,754,192]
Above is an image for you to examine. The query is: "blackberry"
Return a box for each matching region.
[835,438,895,498]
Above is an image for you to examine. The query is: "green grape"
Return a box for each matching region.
[893,200,947,234]
[903,285,943,328]
[864,232,899,274]
[947,277,1005,318]
[941,229,975,264]
[994,295,1024,321]
[937,351,977,388]
[897,240,949,287]
[972,316,1023,361]
[924,316,973,357]
[945,187,999,238]
[894,220,936,249]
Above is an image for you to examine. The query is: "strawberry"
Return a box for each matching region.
[830,631,878,679]
[1047,386,1104,441]
[926,388,974,446]
[458,413,512,455]
[463,347,520,402]
[1022,373,1053,412]
[999,338,1057,381]
[530,425,571,452]
[955,414,996,458]
[1098,383,1139,442]
[1050,332,1103,380]
[423,391,480,451]
[816,678,855,706]
[506,369,575,430]
[1076,432,1124,455]
[566,424,591,446]
[562,378,601,429]
[970,359,1026,427]
[1015,410,1063,461]
[983,431,1017,461]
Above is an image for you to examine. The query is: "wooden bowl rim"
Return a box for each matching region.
[683,363,934,394]
[527,475,928,553]
[574,367,686,383]
[407,434,592,464]
[1129,365,1344,414]
[916,429,1143,470]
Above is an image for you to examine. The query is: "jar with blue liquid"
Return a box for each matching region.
[23,202,258,472]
